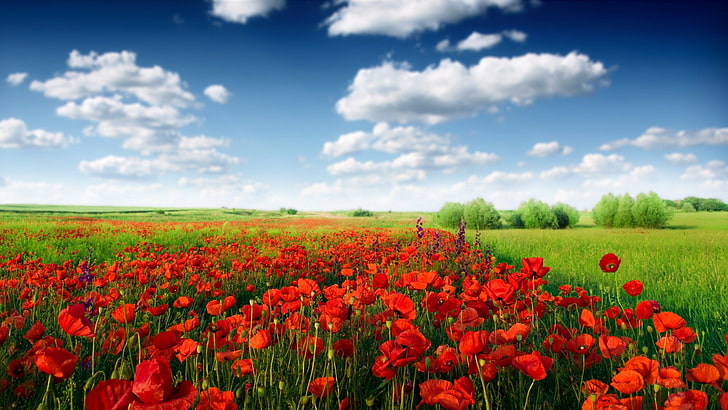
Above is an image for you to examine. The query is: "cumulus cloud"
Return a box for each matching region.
[325,0,526,38]
[204,84,231,103]
[526,141,573,157]
[30,50,195,107]
[601,127,728,150]
[680,160,727,181]
[336,52,608,124]
[179,174,267,194]
[6,72,28,86]
[664,152,697,164]
[438,30,528,52]
[79,155,160,179]
[468,171,535,185]
[583,165,657,189]
[210,0,285,24]
[0,118,76,149]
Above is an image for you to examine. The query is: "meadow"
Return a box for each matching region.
[0,206,726,409]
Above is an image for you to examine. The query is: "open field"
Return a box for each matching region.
[0,206,726,408]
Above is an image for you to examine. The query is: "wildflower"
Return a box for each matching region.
[58,303,95,338]
[622,280,643,296]
[111,304,136,324]
[599,253,621,273]
[308,377,335,399]
[197,387,237,410]
[33,347,78,379]
[417,377,475,410]
[512,350,554,380]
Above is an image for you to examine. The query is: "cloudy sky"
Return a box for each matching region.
[1,0,726,211]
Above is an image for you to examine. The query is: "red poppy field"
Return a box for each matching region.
[0,216,726,409]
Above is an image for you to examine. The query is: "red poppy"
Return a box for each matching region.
[512,350,554,380]
[33,347,78,379]
[598,335,627,359]
[652,311,687,333]
[23,321,46,341]
[686,363,720,384]
[58,303,95,338]
[417,377,475,410]
[655,335,682,353]
[146,304,169,316]
[382,293,416,320]
[459,330,489,356]
[599,253,621,273]
[566,333,596,355]
[663,390,708,409]
[635,300,660,319]
[197,387,237,410]
[713,353,728,380]
[0,325,9,345]
[611,370,644,395]
[112,304,136,324]
[622,280,643,296]
[231,359,255,377]
[582,379,609,396]
[657,366,686,389]
[622,356,659,384]
[249,328,273,350]
[173,296,194,308]
[333,338,354,358]
[308,377,335,399]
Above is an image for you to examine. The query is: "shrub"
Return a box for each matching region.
[351,209,374,217]
[463,198,502,230]
[680,202,696,212]
[592,193,618,228]
[551,202,580,229]
[613,194,635,228]
[632,192,672,228]
[286,208,298,215]
[435,202,464,229]
[505,211,524,229]
[518,199,557,229]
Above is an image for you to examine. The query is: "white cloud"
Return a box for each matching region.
[0,177,66,203]
[30,50,195,107]
[526,141,573,157]
[664,152,697,164]
[0,118,76,149]
[210,0,285,24]
[575,153,631,175]
[502,29,527,42]
[435,39,452,52]
[178,174,267,194]
[325,0,526,38]
[6,72,28,86]
[680,160,727,181]
[204,84,231,103]
[79,155,160,179]
[601,127,728,150]
[469,171,535,185]
[179,135,230,150]
[336,52,608,124]
[457,32,503,51]
[582,165,657,189]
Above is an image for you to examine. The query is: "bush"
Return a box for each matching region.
[505,211,524,229]
[632,192,672,228]
[435,202,464,229]
[680,202,697,212]
[592,193,618,228]
[613,194,635,228]
[517,199,557,229]
[463,198,502,230]
[351,209,374,217]
[551,202,580,229]
[286,208,298,215]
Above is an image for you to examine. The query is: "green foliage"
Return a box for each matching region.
[505,211,524,229]
[683,196,728,212]
[613,193,635,228]
[351,208,374,217]
[551,202,580,229]
[633,192,672,228]
[517,199,557,229]
[592,193,618,228]
[286,208,298,215]
[435,202,464,229]
[463,197,502,230]
[680,202,697,213]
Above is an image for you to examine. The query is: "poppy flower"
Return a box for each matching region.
[622,280,643,296]
[308,377,335,399]
[685,363,720,384]
[635,300,660,319]
[655,335,682,353]
[23,321,46,341]
[582,379,609,396]
[231,359,255,377]
[566,333,596,355]
[599,253,621,273]
[622,356,659,384]
[249,328,273,350]
[713,353,728,380]
[0,325,9,345]
[611,370,645,395]
[598,335,627,359]
[459,330,489,356]
[33,347,78,379]
[663,390,708,409]
[197,387,237,410]
[58,303,95,338]
[658,366,686,389]
[512,350,554,380]
[111,304,136,324]
[652,311,687,333]
[417,377,475,410]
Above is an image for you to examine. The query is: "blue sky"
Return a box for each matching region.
[1,0,726,211]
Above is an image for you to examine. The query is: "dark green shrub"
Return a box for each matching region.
[518,199,557,229]
[463,198,502,230]
[633,192,672,228]
[351,208,374,217]
[435,202,464,229]
[551,202,580,229]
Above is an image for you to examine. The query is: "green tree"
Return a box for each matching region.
[436,202,465,229]
[463,198,502,230]
[613,194,635,228]
[518,199,557,229]
[552,202,580,229]
[680,202,696,212]
[505,211,524,229]
[632,192,672,228]
[592,193,619,228]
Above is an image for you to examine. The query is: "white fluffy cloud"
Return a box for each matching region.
[325,0,525,38]
[210,0,285,23]
[336,52,608,124]
[468,171,535,185]
[204,84,231,103]
[5,72,28,86]
[438,30,528,52]
[526,141,573,157]
[680,160,727,181]
[30,50,195,107]
[79,156,160,179]
[322,123,498,177]
[0,118,76,149]
[664,152,697,164]
[601,127,728,150]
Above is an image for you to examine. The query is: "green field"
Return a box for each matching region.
[1,205,726,353]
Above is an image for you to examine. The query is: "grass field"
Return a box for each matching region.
[0,205,726,408]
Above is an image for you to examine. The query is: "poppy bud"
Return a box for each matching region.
[120,362,133,380]
[385,320,392,329]
[653,384,660,393]
[327,348,334,361]
[299,395,311,405]
[647,326,653,334]
[279,380,285,391]
[196,345,204,354]
[235,385,245,399]
[257,386,265,396]
[642,346,649,355]
[201,379,209,390]
[365,397,376,407]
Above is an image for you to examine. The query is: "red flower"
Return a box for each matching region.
[622,356,659,384]
[658,366,686,389]
[566,333,596,355]
[686,363,720,384]
[652,311,687,333]
[231,359,255,377]
[663,390,708,410]
[58,303,95,338]
[418,377,475,410]
[308,377,335,399]
[512,350,554,380]
[33,347,78,379]
[622,280,643,296]
[23,321,46,341]
[713,353,728,380]
[458,330,489,356]
[611,370,645,395]
[655,335,682,353]
[112,304,136,324]
[598,335,627,359]
[599,253,621,273]
[197,387,237,410]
